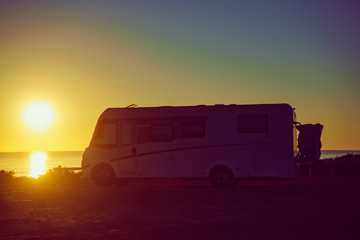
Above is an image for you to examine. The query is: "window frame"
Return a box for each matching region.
[119,123,134,146]
[182,122,206,138]
[137,124,152,144]
[93,120,118,148]
[151,124,174,142]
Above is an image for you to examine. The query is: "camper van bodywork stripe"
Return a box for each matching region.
[109,142,291,162]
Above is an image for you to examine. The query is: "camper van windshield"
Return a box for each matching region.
[94,122,117,146]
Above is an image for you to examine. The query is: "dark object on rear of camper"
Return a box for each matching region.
[296,123,323,161]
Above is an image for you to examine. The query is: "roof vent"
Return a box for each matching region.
[126,104,138,108]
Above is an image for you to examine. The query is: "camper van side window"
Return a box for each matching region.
[238,115,268,133]
[152,125,173,142]
[95,122,117,146]
[138,125,151,144]
[182,123,205,138]
[120,123,133,145]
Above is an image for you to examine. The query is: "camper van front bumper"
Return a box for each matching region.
[81,163,92,179]
[82,164,91,169]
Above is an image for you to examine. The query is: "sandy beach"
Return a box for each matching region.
[1,177,360,240]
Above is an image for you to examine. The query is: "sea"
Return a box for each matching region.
[0,150,360,177]
[0,151,83,177]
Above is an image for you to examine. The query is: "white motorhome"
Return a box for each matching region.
[82,104,297,186]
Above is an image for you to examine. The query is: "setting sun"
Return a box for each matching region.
[23,101,55,131]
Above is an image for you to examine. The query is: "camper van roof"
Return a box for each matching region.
[105,103,291,110]
[99,103,293,120]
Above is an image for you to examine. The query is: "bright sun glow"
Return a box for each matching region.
[23,101,55,130]
[29,151,47,178]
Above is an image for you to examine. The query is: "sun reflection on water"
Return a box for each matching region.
[29,151,47,178]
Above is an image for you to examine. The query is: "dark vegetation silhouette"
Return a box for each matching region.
[298,153,360,177]
[0,168,82,186]
[0,170,15,184]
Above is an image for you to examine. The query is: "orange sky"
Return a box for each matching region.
[0,1,359,152]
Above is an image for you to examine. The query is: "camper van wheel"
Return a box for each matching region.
[92,164,115,186]
[210,166,234,187]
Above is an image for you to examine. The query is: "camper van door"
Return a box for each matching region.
[118,121,137,173]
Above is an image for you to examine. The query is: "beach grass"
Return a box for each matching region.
[322,153,360,161]
[0,168,82,188]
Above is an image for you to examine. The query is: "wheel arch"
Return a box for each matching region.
[207,163,235,178]
[90,162,116,180]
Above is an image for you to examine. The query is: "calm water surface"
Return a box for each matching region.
[0,151,83,176]
[0,150,359,177]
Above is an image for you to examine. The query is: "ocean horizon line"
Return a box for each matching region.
[0,150,84,154]
[1,150,360,154]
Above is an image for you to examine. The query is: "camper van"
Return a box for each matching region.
[82,104,297,186]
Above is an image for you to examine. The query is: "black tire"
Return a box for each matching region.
[210,166,235,187]
[92,164,115,186]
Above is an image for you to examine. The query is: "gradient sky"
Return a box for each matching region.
[0,0,359,152]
